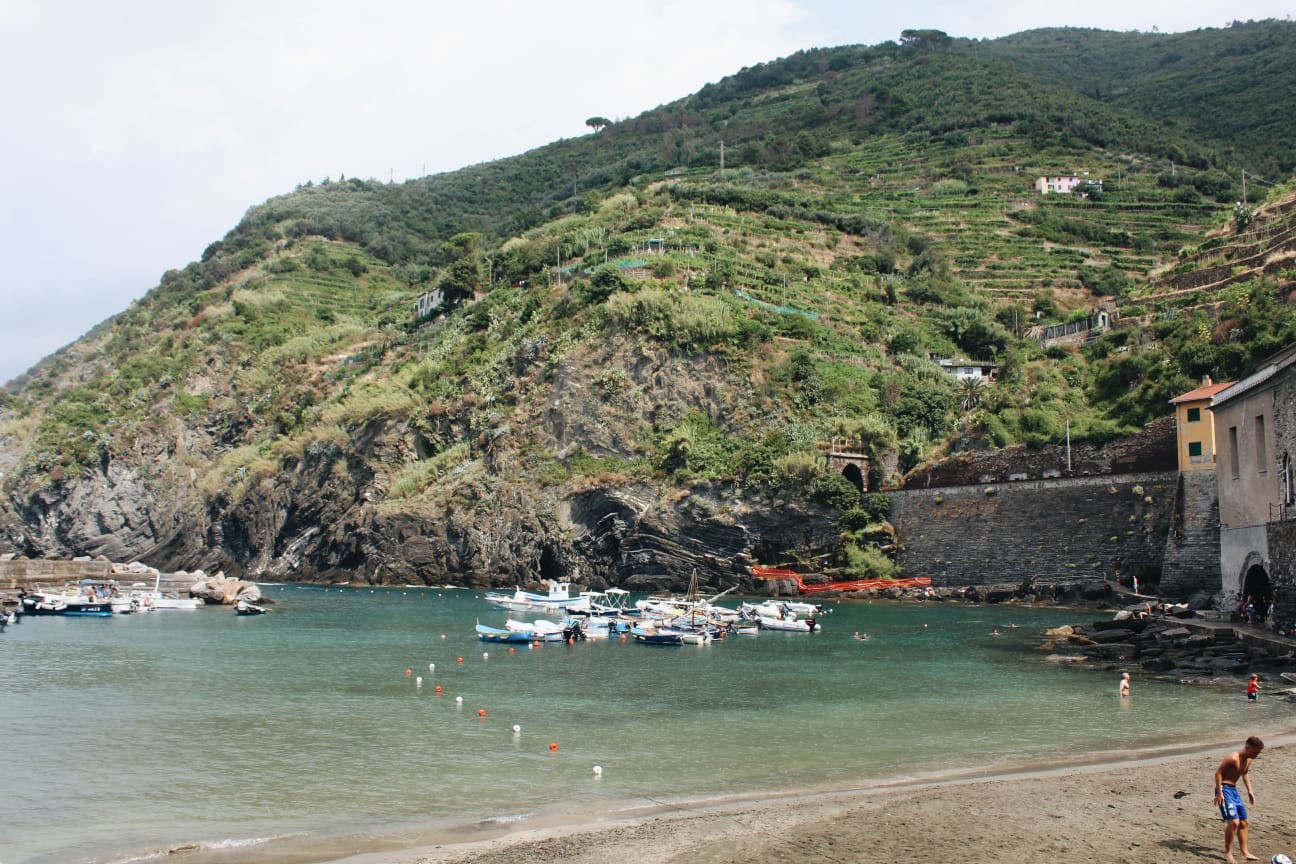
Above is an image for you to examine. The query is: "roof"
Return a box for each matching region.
[1170,380,1235,404]
[937,357,998,368]
[1213,342,1296,409]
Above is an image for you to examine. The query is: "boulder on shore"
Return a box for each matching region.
[189,572,263,605]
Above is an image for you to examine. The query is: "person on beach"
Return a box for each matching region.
[1119,672,1131,697]
[1214,735,1264,863]
[1247,674,1261,702]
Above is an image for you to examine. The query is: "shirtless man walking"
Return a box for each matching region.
[1214,736,1264,862]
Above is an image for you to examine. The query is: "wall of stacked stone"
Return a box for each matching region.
[890,471,1178,588]
[903,416,1176,490]
[0,558,111,581]
[1159,471,1223,598]
[1264,521,1296,637]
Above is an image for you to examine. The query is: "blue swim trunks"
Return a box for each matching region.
[1219,784,1247,821]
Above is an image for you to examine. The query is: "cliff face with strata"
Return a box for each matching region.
[0,337,840,595]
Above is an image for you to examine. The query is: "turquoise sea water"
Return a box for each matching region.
[1,585,1289,864]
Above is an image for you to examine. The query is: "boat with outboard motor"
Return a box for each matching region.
[18,584,117,617]
[127,575,204,610]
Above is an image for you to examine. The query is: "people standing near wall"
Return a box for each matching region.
[1118,672,1131,697]
[1247,674,1261,702]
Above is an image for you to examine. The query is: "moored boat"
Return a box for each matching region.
[483,581,590,614]
[18,586,115,617]
[630,625,684,645]
[235,599,269,616]
[755,614,821,633]
[475,623,534,643]
[128,576,204,610]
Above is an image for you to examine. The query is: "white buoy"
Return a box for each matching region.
[455,696,463,704]
[593,765,603,776]
[482,652,489,659]
[440,634,446,640]
[416,677,422,686]
[429,663,435,671]
[512,724,521,733]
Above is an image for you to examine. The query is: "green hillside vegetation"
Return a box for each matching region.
[5,22,1296,579]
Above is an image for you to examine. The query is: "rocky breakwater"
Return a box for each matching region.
[111,561,263,605]
[1039,612,1296,691]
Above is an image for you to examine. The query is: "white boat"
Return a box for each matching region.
[235,599,269,616]
[756,614,822,633]
[127,576,204,610]
[740,599,823,619]
[503,618,567,641]
[575,587,634,617]
[483,581,590,613]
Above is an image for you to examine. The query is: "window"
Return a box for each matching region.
[1284,452,1294,506]
[1229,426,1240,479]
[1256,415,1267,473]
[1188,441,1203,458]
[1186,407,1201,422]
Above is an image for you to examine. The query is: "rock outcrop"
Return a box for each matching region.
[190,571,263,605]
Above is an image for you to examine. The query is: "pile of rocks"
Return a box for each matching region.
[1040,612,1296,688]
[108,561,263,605]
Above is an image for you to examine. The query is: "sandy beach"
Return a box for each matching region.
[334,729,1296,864]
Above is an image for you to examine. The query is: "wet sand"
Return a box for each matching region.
[332,730,1296,864]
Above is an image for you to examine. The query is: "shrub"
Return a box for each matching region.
[388,442,472,499]
[840,542,897,580]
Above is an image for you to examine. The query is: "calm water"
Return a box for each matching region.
[1,586,1288,864]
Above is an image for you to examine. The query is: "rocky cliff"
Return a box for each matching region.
[0,335,840,594]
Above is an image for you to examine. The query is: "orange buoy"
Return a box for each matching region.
[457,657,464,664]
[508,647,515,654]
[434,685,443,694]
[549,742,559,751]
[477,708,487,717]
[405,669,412,676]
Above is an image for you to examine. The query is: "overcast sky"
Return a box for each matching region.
[1,0,1291,384]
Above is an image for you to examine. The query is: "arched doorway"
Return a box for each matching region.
[1242,563,1272,622]
[840,462,865,494]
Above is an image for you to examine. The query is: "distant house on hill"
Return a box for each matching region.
[1034,175,1102,196]
[414,287,445,321]
[935,357,998,381]
[1034,309,1112,348]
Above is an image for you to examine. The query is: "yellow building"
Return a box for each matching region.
[1169,376,1234,472]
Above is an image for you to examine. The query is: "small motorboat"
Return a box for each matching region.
[630,625,684,646]
[475,623,532,643]
[235,599,269,616]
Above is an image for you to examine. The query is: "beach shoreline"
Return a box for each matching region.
[320,726,1296,864]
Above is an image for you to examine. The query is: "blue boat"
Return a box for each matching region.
[19,589,114,617]
[630,626,684,646]
[475,623,534,643]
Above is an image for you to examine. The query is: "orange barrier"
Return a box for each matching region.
[751,565,930,595]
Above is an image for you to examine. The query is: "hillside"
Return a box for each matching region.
[2,23,1296,592]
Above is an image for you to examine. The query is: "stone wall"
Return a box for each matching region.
[1160,471,1223,597]
[1264,521,1296,637]
[0,558,111,582]
[890,471,1178,589]
[904,416,1176,489]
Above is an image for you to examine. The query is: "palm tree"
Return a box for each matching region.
[958,376,986,411]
